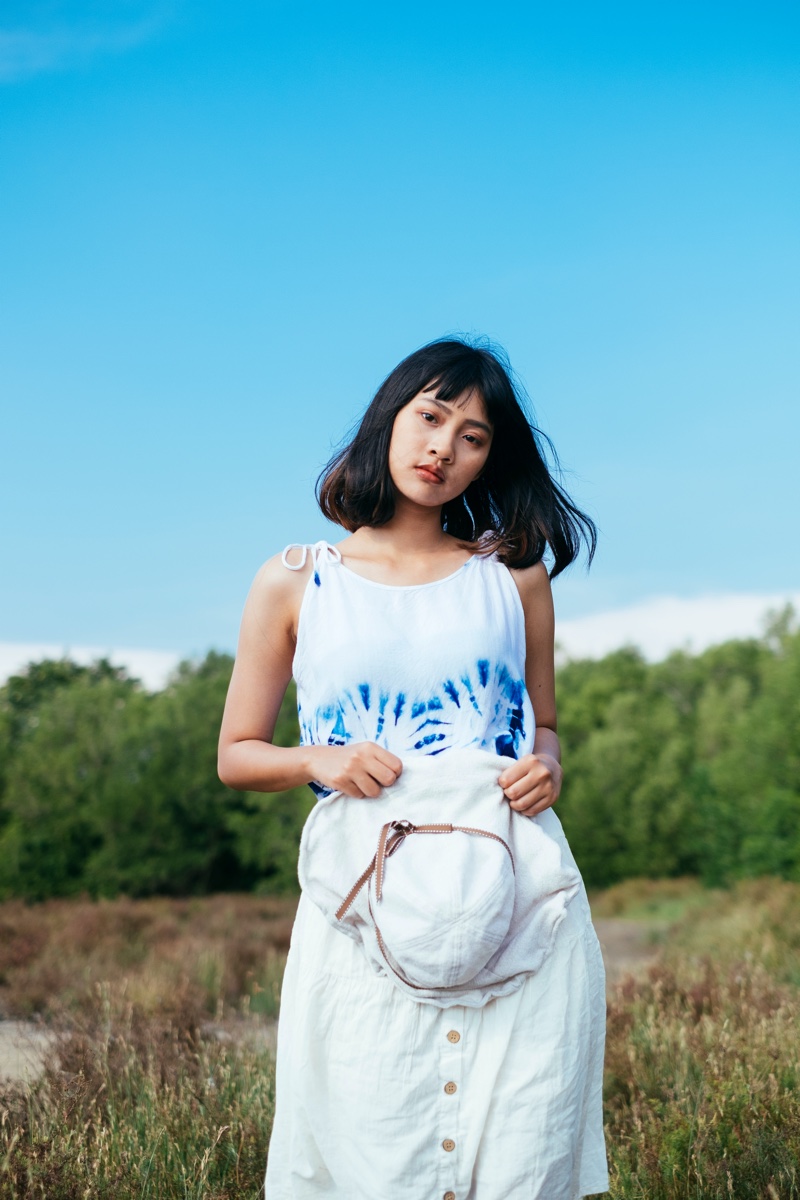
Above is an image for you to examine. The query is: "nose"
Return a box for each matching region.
[428,432,454,463]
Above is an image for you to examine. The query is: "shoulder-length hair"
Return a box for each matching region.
[317,337,596,577]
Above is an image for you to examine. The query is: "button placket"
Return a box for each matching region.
[438,1022,463,1196]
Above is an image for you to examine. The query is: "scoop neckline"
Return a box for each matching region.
[333,553,477,592]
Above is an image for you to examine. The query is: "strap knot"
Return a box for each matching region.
[281,541,342,571]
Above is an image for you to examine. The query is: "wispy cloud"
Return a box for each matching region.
[0,5,168,81]
[556,592,800,664]
[1,594,797,693]
[0,642,181,691]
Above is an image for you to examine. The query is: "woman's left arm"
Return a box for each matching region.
[499,561,563,817]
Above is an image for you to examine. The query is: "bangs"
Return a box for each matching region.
[424,352,516,426]
[427,363,484,404]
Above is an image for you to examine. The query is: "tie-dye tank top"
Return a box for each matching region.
[282,540,535,797]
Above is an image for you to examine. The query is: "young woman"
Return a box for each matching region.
[218,338,608,1199]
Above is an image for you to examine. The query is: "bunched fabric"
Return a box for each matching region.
[299,749,582,1006]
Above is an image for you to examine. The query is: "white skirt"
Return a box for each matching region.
[265,871,609,1200]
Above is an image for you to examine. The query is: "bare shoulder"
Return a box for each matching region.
[244,549,314,640]
[507,560,553,614]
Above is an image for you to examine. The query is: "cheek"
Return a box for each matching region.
[468,446,491,481]
[388,412,421,460]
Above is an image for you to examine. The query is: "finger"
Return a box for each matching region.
[503,770,548,801]
[498,760,528,789]
[508,783,550,811]
[368,758,401,788]
[503,772,534,801]
[511,787,558,815]
[504,758,555,798]
[338,783,366,799]
[353,769,383,799]
[517,795,557,817]
[374,746,403,776]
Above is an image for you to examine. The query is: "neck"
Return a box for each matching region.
[359,497,450,558]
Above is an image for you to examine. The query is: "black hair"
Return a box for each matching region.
[316,336,596,577]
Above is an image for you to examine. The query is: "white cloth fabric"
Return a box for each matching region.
[299,748,581,1006]
[266,543,609,1199]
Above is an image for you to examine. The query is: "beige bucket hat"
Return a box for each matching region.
[298,748,581,1008]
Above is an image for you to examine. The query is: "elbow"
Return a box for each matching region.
[217,742,238,790]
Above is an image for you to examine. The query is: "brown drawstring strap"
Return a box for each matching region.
[335,819,514,923]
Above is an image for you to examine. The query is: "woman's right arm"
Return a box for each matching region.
[217,554,401,798]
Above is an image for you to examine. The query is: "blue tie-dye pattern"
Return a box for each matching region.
[329,709,349,744]
[495,733,516,758]
[313,570,321,587]
[461,673,482,715]
[305,657,527,774]
[376,693,389,738]
[496,664,526,748]
[414,732,447,750]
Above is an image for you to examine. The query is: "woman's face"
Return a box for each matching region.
[387,386,493,509]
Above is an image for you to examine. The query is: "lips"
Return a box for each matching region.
[415,464,444,484]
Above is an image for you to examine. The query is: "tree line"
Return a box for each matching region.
[0,611,797,900]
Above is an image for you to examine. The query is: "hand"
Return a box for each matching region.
[498,753,563,817]
[307,742,403,799]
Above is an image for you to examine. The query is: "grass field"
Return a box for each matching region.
[1,881,799,1198]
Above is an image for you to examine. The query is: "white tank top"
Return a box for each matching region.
[282,540,536,796]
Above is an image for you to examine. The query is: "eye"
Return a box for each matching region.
[463,433,484,446]
[420,410,437,423]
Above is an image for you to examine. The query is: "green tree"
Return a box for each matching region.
[0,673,145,899]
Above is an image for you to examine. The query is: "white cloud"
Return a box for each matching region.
[0,642,181,691]
[556,592,800,663]
[1,593,797,692]
[0,9,165,81]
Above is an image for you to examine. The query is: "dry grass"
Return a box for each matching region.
[0,896,290,1197]
[662,877,800,987]
[605,960,800,1198]
[2,882,800,1198]
[589,876,710,923]
[602,879,800,1199]
[0,894,297,1022]
[1,990,274,1198]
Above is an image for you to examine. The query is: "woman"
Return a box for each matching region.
[218,338,608,1199]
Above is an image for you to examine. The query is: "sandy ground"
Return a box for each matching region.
[0,918,657,1087]
[0,1021,58,1086]
[593,917,660,992]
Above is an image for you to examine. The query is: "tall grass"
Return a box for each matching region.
[0,894,295,1021]
[2,883,799,1198]
[597,878,800,1198]
[604,961,800,1198]
[2,990,274,1199]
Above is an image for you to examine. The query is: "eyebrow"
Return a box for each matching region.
[425,396,493,435]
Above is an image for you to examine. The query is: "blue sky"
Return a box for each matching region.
[2,1,798,667]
